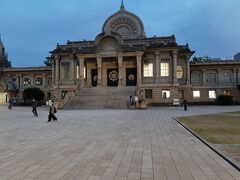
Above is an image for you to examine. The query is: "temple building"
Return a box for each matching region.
[0,3,240,107]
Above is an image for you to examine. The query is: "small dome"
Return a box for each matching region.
[102,7,146,39]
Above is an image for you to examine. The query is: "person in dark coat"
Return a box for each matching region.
[32,99,38,117]
[183,99,188,111]
[47,101,57,122]
[8,99,12,110]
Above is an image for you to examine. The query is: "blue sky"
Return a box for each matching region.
[0,0,240,67]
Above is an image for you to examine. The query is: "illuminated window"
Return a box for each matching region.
[162,90,170,99]
[177,65,184,79]
[224,90,232,96]
[35,78,43,86]
[161,63,169,77]
[76,64,80,79]
[193,90,200,98]
[23,78,31,86]
[143,63,153,77]
[84,66,86,79]
[209,90,216,99]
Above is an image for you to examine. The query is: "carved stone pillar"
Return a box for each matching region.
[31,74,34,87]
[233,68,237,85]
[97,56,102,86]
[136,51,143,86]
[42,74,46,88]
[155,52,160,80]
[118,55,123,87]
[172,51,178,84]
[19,74,23,90]
[51,60,55,85]
[186,60,190,85]
[217,68,222,86]
[70,55,75,81]
[55,56,60,85]
[237,68,240,85]
[202,69,206,85]
[79,56,85,88]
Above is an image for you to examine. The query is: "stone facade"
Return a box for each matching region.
[0,5,239,107]
[0,67,52,104]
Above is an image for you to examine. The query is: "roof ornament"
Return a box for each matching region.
[120,0,125,10]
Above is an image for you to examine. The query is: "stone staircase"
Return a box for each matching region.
[64,87,136,109]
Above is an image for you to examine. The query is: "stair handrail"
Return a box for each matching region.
[63,83,82,106]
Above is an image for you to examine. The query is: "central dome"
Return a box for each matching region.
[102,6,146,39]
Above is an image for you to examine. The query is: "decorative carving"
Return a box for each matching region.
[102,9,146,39]
[128,74,135,81]
[100,37,118,51]
[108,71,118,82]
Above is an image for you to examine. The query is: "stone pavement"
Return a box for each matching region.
[0,105,239,180]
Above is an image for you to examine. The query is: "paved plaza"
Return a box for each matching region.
[0,106,239,180]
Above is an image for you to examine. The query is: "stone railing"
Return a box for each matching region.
[58,83,82,109]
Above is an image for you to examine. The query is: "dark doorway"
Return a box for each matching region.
[126,68,137,86]
[91,69,98,87]
[107,69,118,86]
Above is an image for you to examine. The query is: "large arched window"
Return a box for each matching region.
[177,65,184,79]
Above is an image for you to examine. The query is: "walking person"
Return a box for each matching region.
[8,99,12,110]
[32,99,38,117]
[183,99,188,111]
[47,101,57,122]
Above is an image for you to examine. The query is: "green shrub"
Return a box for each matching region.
[216,95,233,105]
[23,87,45,101]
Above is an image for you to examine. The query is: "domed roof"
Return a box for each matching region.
[102,5,146,39]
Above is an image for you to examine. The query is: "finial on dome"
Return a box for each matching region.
[120,0,125,10]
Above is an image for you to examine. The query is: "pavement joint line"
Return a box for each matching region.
[173,117,240,172]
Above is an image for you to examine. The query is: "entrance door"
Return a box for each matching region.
[91,69,98,87]
[126,68,137,86]
[107,69,118,86]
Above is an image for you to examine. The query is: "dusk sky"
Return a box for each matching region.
[0,0,240,67]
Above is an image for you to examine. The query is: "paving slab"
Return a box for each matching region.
[0,105,239,180]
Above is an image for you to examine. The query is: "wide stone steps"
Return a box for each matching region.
[64,87,136,109]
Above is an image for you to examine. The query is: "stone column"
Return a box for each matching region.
[136,51,143,86]
[42,74,46,88]
[233,68,237,85]
[237,68,240,85]
[55,56,60,85]
[202,69,206,85]
[172,51,178,84]
[186,60,190,85]
[217,68,221,86]
[70,55,75,81]
[155,52,160,81]
[16,74,20,89]
[97,56,102,86]
[51,61,55,85]
[31,74,34,87]
[79,56,85,88]
[19,74,22,90]
[118,54,123,87]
